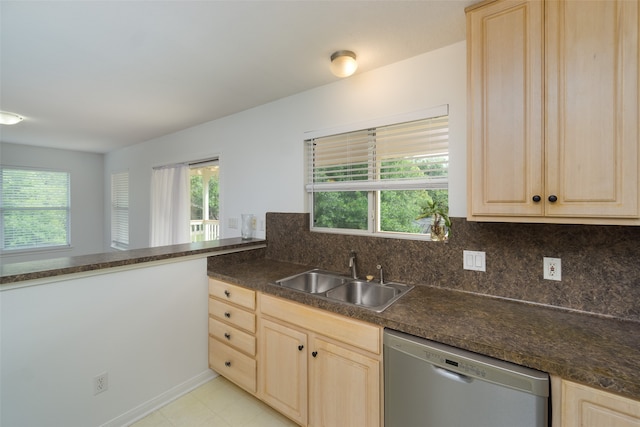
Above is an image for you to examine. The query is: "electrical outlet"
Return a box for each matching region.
[94,372,108,395]
[543,257,561,281]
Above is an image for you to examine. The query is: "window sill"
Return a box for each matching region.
[310,227,445,242]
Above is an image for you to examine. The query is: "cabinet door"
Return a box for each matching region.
[546,0,639,218]
[467,0,544,217]
[308,337,380,427]
[561,380,640,427]
[259,318,307,426]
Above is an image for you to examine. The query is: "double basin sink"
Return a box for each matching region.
[273,269,413,313]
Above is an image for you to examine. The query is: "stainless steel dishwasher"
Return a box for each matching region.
[384,329,550,427]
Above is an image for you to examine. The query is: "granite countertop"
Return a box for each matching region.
[0,238,266,286]
[208,257,640,401]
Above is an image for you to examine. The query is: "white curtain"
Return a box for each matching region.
[150,164,190,247]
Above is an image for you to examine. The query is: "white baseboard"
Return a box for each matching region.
[102,369,218,427]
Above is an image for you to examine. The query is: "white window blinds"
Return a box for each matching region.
[306,114,449,192]
[1,167,70,250]
[111,171,129,249]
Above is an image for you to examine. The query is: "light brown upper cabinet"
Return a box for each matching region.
[467,0,639,225]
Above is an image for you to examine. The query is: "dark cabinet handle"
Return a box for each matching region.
[224,361,231,367]
[532,195,541,202]
[224,290,231,297]
[298,345,304,351]
[224,312,231,318]
[312,351,318,358]
[224,333,231,340]
[548,195,558,203]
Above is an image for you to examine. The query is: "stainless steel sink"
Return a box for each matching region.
[274,269,413,312]
[326,280,411,312]
[275,269,348,294]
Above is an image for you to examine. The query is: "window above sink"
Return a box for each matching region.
[304,105,449,241]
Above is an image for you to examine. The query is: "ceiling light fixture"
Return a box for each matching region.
[330,50,358,78]
[0,111,24,125]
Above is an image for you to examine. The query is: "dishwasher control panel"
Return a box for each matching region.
[422,348,488,378]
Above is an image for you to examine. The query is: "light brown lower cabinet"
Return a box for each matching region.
[308,336,380,427]
[553,377,640,427]
[258,293,382,427]
[260,318,308,424]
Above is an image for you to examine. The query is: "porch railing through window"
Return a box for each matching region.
[190,220,220,242]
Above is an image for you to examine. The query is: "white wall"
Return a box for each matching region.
[105,41,467,250]
[0,258,212,427]
[0,142,105,262]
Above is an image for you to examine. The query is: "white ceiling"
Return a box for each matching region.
[0,0,474,154]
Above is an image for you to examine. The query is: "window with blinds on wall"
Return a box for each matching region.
[111,171,129,250]
[0,167,71,251]
[306,106,449,238]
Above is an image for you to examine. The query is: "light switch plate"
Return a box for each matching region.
[463,250,486,272]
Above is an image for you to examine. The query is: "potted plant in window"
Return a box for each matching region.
[417,197,451,241]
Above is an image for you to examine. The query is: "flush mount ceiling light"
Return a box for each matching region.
[0,111,24,125]
[330,50,358,78]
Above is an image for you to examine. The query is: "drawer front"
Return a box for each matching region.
[260,293,381,354]
[209,317,256,356]
[209,337,256,394]
[209,298,256,333]
[209,279,256,310]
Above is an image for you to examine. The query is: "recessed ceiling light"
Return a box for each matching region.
[0,111,24,125]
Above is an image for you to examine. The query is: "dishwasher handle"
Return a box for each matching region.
[432,365,474,384]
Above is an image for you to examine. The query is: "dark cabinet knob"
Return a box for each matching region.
[224,361,231,367]
[298,345,304,351]
[224,290,231,297]
[224,333,231,340]
[312,351,318,358]
[548,195,558,203]
[224,312,231,318]
[532,195,541,202]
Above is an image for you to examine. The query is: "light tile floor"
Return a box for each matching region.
[130,376,299,427]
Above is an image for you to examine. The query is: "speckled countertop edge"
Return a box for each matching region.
[208,257,640,401]
[0,238,266,285]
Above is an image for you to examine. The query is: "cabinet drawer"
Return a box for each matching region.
[260,293,381,354]
[209,279,256,310]
[209,298,256,333]
[209,317,256,356]
[209,337,256,394]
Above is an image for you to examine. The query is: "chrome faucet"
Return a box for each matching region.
[349,251,358,279]
[376,264,385,285]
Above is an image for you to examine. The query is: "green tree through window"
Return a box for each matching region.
[1,168,70,250]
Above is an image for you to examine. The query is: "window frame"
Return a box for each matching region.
[305,105,449,240]
[110,170,129,250]
[1,166,72,252]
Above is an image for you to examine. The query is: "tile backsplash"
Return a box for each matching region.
[263,212,640,321]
